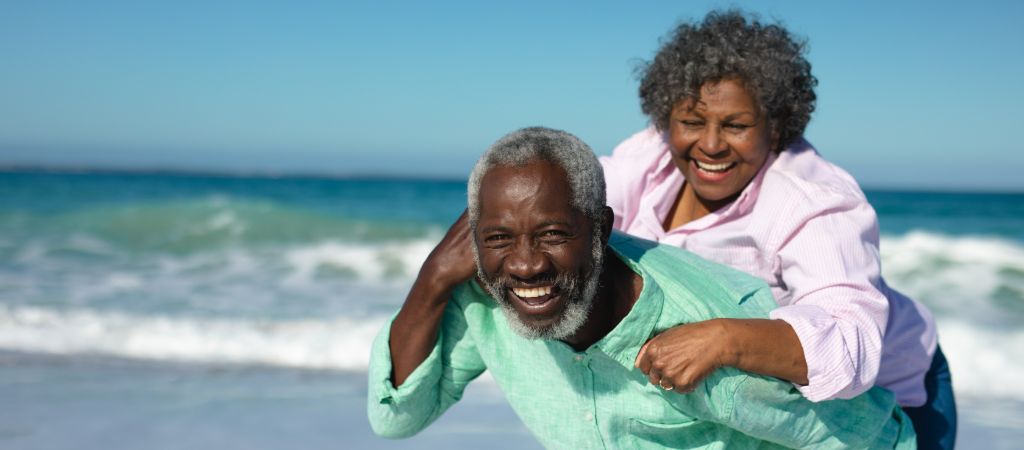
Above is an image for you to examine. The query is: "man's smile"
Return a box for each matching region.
[509,285,562,312]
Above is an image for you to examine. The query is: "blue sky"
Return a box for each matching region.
[1,0,1022,190]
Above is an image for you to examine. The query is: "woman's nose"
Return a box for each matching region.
[698,126,728,156]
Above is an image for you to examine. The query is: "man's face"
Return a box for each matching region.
[473,161,602,340]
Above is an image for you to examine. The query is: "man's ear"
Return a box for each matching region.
[600,206,614,244]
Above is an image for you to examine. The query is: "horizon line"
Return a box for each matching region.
[0,163,469,183]
[2,163,1023,195]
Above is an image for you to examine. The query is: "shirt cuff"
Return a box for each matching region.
[770,304,866,402]
[368,315,444,406]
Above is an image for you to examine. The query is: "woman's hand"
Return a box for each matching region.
[634,318,808,393]
[419,209,477,291]
[635,319,731,393]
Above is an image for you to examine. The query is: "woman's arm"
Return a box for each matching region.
[637,192,888,400]
[635,318,807,392]
[766,196,889,401]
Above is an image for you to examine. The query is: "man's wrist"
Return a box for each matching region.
[407,272,459,308]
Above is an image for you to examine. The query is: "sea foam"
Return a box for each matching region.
[0,304,384,371]
[2,227,1023,401]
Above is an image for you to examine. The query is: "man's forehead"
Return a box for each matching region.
[477,161,576,216]
[481,165,545,199]
[480,161,566,193]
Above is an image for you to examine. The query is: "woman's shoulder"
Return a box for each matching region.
[760,138,869,208]
[600,127,675,212]
[750,139,880,248]
[605,126,669,164]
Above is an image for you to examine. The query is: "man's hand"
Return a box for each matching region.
[419,209,476,289]
[634,319,730,393]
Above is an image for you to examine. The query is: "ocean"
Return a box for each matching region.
[1,170,1022,449]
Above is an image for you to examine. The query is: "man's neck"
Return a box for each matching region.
[562,250,642,351]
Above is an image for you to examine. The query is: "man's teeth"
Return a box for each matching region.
[512,286,553,298]
[694,160,734,172]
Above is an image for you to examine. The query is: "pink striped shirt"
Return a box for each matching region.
[601,127,937,406]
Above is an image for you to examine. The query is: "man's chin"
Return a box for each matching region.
[501,297,589,341]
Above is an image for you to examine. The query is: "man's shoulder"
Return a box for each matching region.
[609,232,776,318]
[610,232,766,293]
[450,280,498,315]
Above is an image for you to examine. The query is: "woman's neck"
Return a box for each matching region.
[662,182,736,231]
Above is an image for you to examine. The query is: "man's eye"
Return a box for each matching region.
[485,234,510,242]
[539,230,568,240]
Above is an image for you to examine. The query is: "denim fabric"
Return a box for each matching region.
[904,346,957,450]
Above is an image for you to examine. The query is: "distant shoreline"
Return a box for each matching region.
[3,164,1022,195]
[0,164,468,184]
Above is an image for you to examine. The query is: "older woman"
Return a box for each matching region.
[609,10,955,449]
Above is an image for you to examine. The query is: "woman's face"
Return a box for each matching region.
[668,79,775,208]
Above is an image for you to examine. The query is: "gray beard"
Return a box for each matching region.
[477,236,605,341]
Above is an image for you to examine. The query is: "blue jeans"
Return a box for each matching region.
[903,346,957,450]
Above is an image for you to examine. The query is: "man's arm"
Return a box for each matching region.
[367,212,486,438]
[390,211,476,386]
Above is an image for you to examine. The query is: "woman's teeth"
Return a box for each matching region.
[512,286,552,298]
[694,160,734,172]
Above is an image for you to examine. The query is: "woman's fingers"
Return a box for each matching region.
[635,341,650,369]
[635,322,726,392]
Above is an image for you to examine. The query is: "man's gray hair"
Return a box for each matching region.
[467,127,606,229]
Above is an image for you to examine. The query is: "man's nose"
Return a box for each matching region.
[504,240,549,280]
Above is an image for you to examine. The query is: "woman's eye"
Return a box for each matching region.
[680,120,703,128]
[725,123,751,131]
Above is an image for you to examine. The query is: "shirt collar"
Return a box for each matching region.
[592,237,665,370]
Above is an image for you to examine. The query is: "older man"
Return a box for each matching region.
[367,127,915,449]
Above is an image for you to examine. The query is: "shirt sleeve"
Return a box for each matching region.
[366,297,487,438]
[721,370,916,449]
[600,127,662,231]
[767,189,889,401]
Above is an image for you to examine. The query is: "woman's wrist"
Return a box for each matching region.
[711,318,809,385]
[712,318,744,368]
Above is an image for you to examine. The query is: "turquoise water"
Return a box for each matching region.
[1,170,1023,449]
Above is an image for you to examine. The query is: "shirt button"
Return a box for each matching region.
[574,354,584,362]
[584,412,594,422]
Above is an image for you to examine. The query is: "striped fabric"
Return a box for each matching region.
[600,127,937,407]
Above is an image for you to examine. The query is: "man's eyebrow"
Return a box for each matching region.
[535,219,574,229]
[477,224,511,234]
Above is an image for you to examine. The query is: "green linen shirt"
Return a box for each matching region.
[367,232,916,449]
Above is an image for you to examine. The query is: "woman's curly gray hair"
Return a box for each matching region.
[639,10,817,151]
